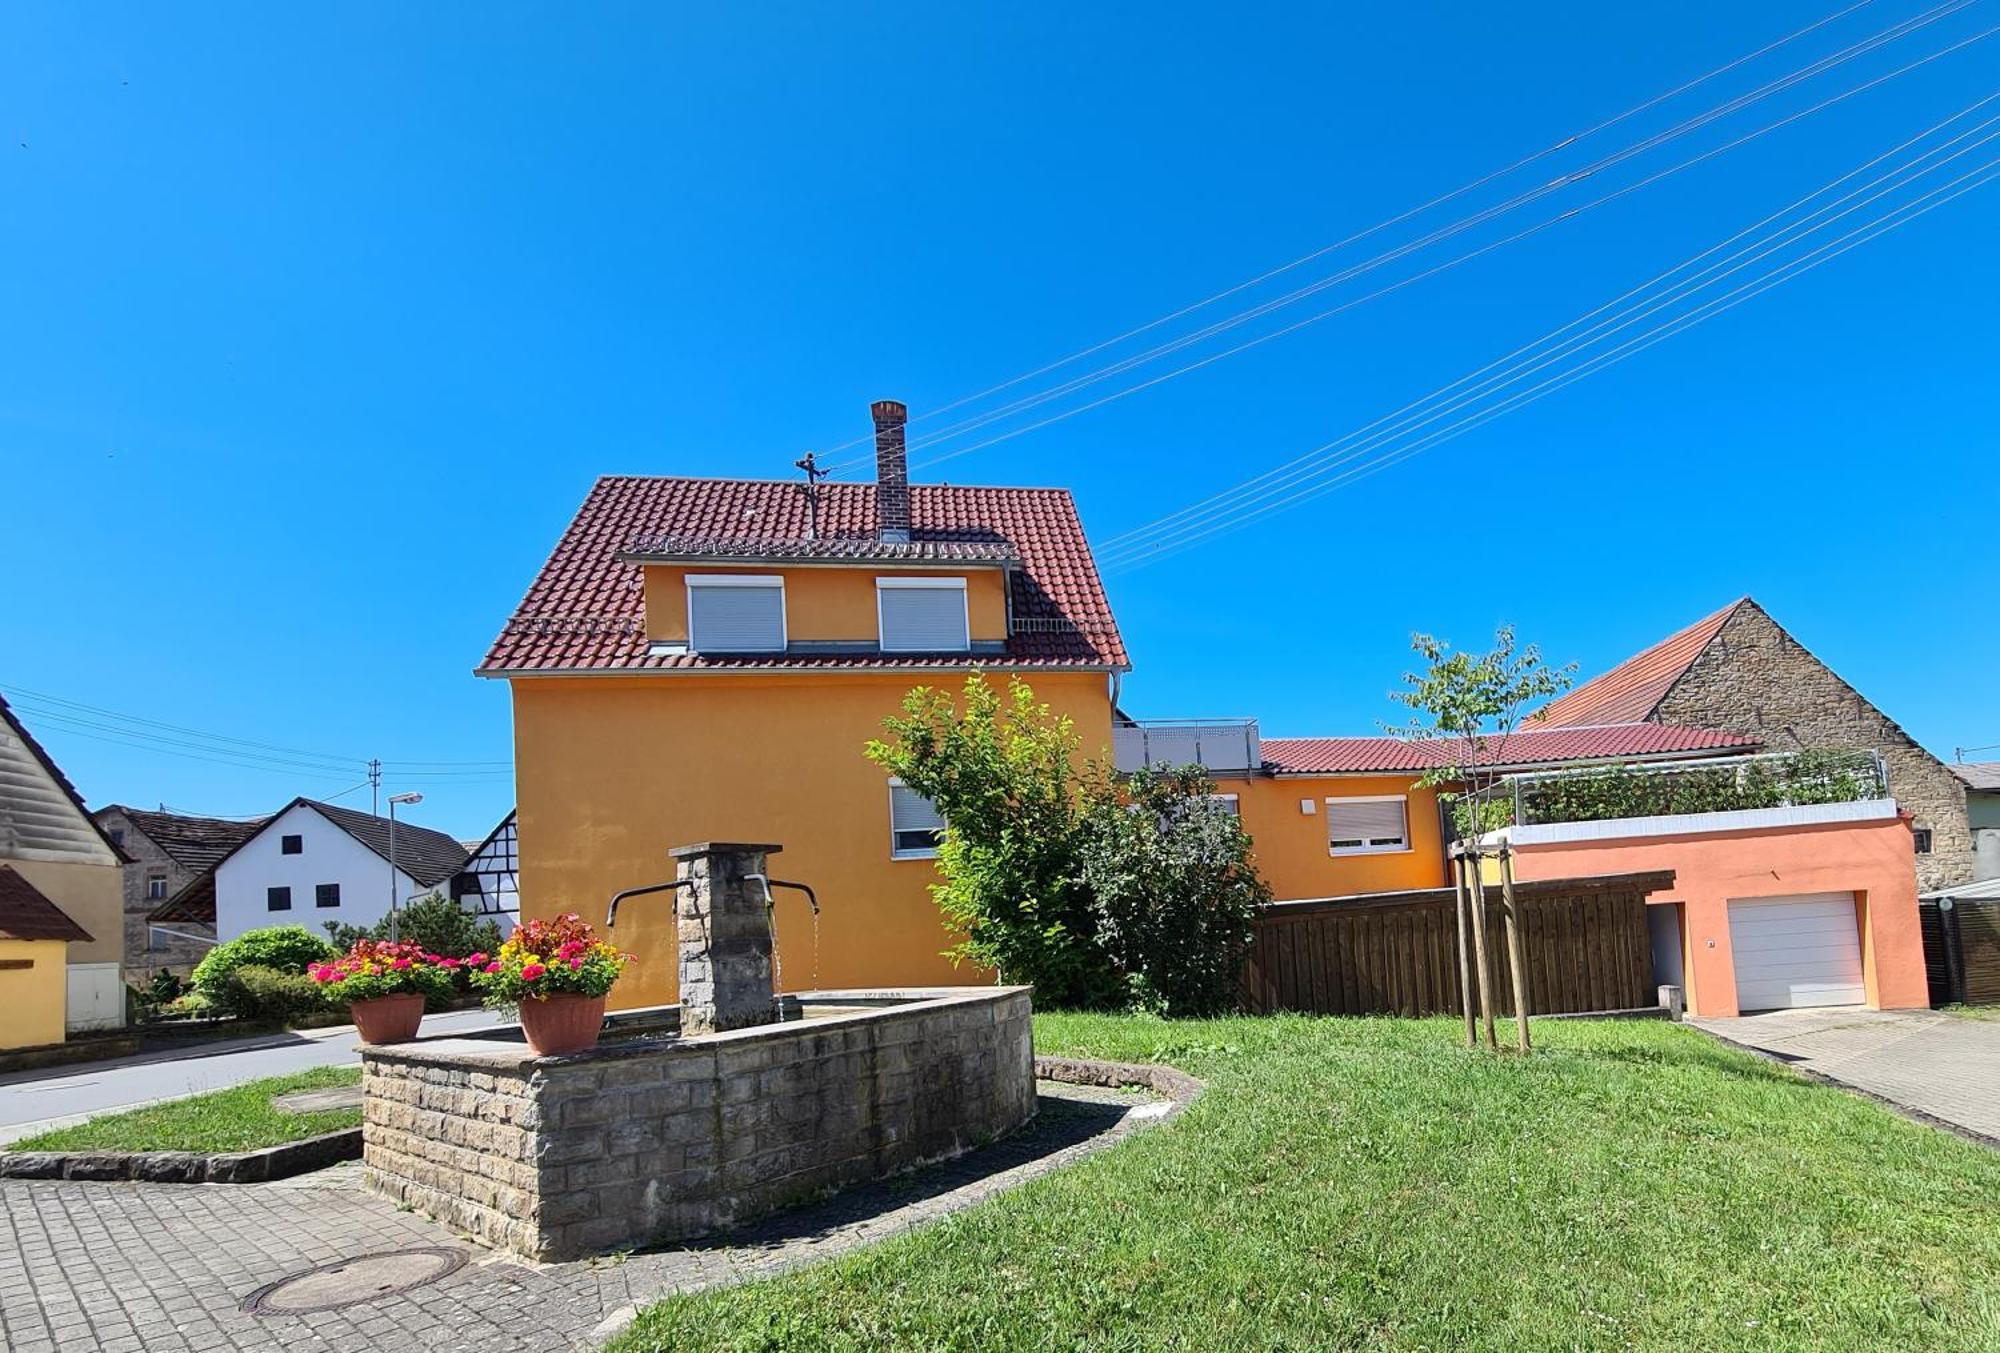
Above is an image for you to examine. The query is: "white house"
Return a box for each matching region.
[166,797,471,943]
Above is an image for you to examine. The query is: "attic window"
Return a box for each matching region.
[1327,796,1410,856]
[687,575,786,653]
[877,577,969,653]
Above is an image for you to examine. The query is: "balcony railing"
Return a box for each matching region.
[1504,748,1890,828]
[1113,718,1262,774]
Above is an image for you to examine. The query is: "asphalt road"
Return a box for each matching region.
[0,1007,505,1144]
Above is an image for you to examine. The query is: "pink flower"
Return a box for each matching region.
[390,957,412,971]
[467,953,487,966]
[568,957,583,970]
[483,961,501,974]
[520,962,547,982]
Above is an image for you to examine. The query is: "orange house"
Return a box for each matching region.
[478,402,1129,1009]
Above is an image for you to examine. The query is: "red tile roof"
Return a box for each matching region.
[480,477,1129,674]
[1528,600,1744,728]
[0,865,92,943]
[1260,722,1758,775]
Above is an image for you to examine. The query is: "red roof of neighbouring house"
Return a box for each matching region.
[1528,600,1745,728]
[1260,722,1758,775]
[478,477,1129,674]
[0,865,92,943]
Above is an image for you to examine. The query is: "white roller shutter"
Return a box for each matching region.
[1327,797,1408,854]
[889,782,947,858]
[687,577,785,653]
[1727,893,1866,1011]
[877,578,970,652]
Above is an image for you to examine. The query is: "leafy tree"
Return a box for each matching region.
[191,925,336,1002]
[1387,624,1576,838]
[1078,766,1270,1017]
[866,675,1122,1009]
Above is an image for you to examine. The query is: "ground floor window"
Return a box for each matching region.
[1327,796,1409,855]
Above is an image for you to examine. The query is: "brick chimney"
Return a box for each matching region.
[871,399,911,545]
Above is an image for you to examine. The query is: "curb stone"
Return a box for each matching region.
[0,1126,361,1183]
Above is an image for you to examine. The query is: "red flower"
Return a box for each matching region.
[483,960,501,974]
[520,962,547,982]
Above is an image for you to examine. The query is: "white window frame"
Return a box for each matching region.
[875,576,970,654]
[887,777,946,860]
[685,574,787,654]
[1209,793,1240,817]
[1325,794,1411,856]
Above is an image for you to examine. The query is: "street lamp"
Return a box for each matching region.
[387,792,424,943]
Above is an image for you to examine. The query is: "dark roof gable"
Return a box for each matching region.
[101,806,270,873]
[0,864,92,943]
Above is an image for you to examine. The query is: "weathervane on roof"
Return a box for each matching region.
[794,451,829,540]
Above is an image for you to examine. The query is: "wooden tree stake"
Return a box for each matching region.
[1464,842,1498,1050]
[1452,850,1476,1048]
[1499,844,1531,1052]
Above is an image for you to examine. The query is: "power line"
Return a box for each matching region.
[1099,90,2000,563]
[897,8,1989,476]
[821,0,1976,475]
[1107,148,2000,570]
[806,0,1891,469]
[2,681,361,768]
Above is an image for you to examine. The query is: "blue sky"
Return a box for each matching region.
[3,2,1995,837]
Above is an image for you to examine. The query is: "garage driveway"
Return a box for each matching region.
[1694,1006,2000,1145]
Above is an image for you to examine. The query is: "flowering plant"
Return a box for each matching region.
[470,913,630,1005]
[307,939,459,1005]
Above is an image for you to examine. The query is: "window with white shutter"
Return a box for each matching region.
[889,781,946,858]
[1326,796,1409,855]
[686,576,786,653]
[876,577,970,653]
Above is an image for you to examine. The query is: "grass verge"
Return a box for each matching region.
[11,1065,362,1154]
[614,1013,2000,1351]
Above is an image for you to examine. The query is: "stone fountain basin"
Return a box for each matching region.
[359,986,1034,1261]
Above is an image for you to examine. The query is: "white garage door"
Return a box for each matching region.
[1727,893,1865,1011]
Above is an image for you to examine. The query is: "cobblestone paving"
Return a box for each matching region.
[1694,1006,2000,1144]
[0,1082,1154,1352]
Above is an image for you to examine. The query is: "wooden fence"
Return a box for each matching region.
[1920,896,2000,1007]
[1241,870,1674,1018]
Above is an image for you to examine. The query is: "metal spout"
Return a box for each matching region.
[745,874,819,915]
[605,877,690,929]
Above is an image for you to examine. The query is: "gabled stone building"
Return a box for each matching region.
[1532,598,1973,891]
[94,805,267,981]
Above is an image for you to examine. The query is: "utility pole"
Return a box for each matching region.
[369,759,381,818]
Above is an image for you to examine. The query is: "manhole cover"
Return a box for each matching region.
[241,1247,468,1316]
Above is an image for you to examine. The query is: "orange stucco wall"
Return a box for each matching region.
[1508,814,1927,1018]
[1231,774,1452,899]
[641,565,1010,645]
[511,669,1114,1010]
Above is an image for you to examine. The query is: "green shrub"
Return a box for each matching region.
[191,925,336,1001]
[321,891,506,961]
[1078,766,1271,1017]
[218,964,327,1024]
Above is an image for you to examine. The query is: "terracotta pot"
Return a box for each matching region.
[518,992,607,1056]
[350,993,426,1045]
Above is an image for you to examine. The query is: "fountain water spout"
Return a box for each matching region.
[605,877,690,930]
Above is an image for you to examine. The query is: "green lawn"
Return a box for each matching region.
[11,1065,363,1153]
[615,1014,2000,1351]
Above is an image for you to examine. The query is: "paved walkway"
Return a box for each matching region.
[0,1010,505,1145]
[1694,1006,2000,1144]
[0,1081,1164,1352]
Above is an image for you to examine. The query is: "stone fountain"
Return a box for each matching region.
[358,842,1034,1261]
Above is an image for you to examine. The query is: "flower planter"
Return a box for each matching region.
[349,993,426,1045]
[517,992,607,1056]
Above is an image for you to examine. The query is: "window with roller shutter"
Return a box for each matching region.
[888,780,947,858]
[876,577,970,653]
[686,576,786,653]
[1326,796,1409,855]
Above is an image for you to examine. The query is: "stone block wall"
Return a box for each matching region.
[94,807,214,982]
[362,987,1035,1261]
[1655,600,1974,892]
